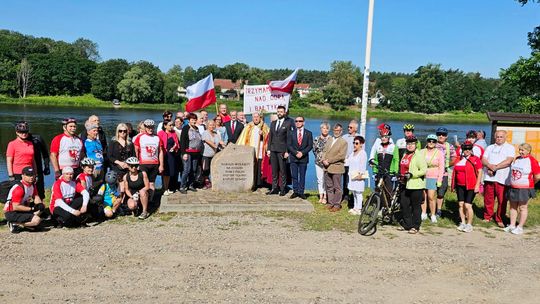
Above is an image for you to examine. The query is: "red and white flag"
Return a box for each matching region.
[268,68,299,94]
[185,74,217,112]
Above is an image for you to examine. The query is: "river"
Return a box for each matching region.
[0,103,490,190]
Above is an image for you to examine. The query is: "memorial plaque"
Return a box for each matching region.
[211,144,255,192]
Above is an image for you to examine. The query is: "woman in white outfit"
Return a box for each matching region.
[313,122,331,204]
[346,136,367,215]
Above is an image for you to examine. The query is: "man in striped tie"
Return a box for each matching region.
[287,116,313,199]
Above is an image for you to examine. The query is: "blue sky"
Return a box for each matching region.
[1,0,538,77]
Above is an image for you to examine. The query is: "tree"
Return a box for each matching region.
[221,62,250,82]
[132,61,164,103]
[303,90,325,105]
[163,65,183,103]
[16,58,32,98]
[72,38,101,61]
[182,66,198,87]
[327,61,362,105]
[0,59,18,96]
[500,52,540,113]
[527,26,540,53]
[117,66,152,103]
[91,59,130,100]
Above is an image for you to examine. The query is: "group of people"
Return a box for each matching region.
[2,106,539,235]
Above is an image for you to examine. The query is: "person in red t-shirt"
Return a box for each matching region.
[3,167,44,233]
[50,166,91,227]
[505,143,540,235]
[452,140,483,233]
[50,118,84,179]
[6,121,36,181]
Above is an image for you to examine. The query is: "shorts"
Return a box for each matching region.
[508,188,535,202]
[4,211,34,223]
[425,178,437,190]
[437,175,449,199]
[456,185,476,204]
[139,164,159,182]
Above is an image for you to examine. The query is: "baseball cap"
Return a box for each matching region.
[22,166,35,176]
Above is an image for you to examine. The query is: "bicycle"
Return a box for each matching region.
[358,160,404,235]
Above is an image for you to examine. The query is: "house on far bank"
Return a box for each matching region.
[294,83,312,98]
[214,78,245,100]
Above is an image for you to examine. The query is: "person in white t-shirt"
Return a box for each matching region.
[481,130,515,227]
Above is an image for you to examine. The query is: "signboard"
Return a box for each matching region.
[497,125,540,162]
[243,84,290,114]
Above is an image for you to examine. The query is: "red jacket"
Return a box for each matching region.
[451,154,482,191]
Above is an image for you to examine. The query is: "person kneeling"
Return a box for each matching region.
[4,167,45,233]
[49,167,91,227]
[96,171,122,219]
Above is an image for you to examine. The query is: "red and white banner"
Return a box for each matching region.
[268,68,298,94]
[185,74,217,112]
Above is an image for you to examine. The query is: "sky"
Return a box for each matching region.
[1,0,538,78]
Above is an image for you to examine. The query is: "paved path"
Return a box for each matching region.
[160,188,314,213]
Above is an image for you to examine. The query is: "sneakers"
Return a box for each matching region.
[511,226,524,235]
[503,225,516,233]
[463,224,473,233]
[430,215,437,223]
[179,188,187,194]
[348,208,361,215]
[8,222,23,234]
[138,211,149,220]
[435,210,442,218]
[421,213,428,221]
[457,223,467,231]
[163,190,174,196]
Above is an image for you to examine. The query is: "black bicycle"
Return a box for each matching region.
[358,160,404,235]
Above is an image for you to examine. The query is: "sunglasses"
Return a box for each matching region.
[119,130,127,133]
[427,139,437,143]
[436,133,448,137]
[295,120,304,123]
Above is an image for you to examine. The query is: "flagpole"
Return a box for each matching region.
[360,0,375,138]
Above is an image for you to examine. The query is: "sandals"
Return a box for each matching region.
[408,228,418,234]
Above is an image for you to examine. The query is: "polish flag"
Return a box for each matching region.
[268,68,299,94]
[185,74,217,112]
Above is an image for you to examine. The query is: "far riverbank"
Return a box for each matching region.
[0,94,488,123]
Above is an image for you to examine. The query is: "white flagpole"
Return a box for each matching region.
[360,0,375,138]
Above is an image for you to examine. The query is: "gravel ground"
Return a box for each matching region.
[1,214,539,304]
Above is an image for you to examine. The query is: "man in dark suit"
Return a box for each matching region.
[266,105,294,196]
[287,116,313,199]
[224,111,244,144]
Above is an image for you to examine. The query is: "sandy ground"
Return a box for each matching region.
[1,214,539,304]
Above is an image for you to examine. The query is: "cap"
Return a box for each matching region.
[22,166,35,176]
[62,167,74,174]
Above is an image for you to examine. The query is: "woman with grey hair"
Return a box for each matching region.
[505,143,540,235]
[313,121,331,204]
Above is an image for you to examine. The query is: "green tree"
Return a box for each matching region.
[196,64,220,80]
[117,66,152,103]
[302,90,325,105]
[500,52,540,113]
[132,61,164,102]
[91,59,130,100]
[327,60,362,105]
[0,59,18,95]
[183,66,197,86]
[163,65,183,104]
[222,62,250,82]
[72,38,101,61]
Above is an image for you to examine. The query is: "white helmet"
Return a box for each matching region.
[81,158,96,166]
[143,119,155,127]
[125,157,140,165]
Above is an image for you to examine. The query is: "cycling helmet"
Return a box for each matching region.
[378,123,392,136]
[143,119,155,127]
[125,157,140,165]
[461,140,474,150]
[466,130,477,138]
[15,121,29,133]
[62,117,77,125]
[405,135,418,143]
[436,127,448,135]
[105,171,118,184]
[80,158,96,167]
[403,123,415,131]
[426,134,437,141]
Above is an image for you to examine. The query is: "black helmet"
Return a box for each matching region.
[105,171,118,184]
[461,140,474,151]
[15,121,29,133]
[405,135,418,143]
[62,117,77,125]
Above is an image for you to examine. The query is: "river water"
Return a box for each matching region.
[0,104,490,190]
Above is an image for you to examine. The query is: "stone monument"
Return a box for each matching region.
[211,144,255,192]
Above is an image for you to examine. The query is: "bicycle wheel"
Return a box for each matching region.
[358,193,381,235]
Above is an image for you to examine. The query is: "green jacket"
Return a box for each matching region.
[400,150,428,190]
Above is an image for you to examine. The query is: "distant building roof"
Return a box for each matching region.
[486,112,540,123]
[294,83,311,90]
[214,79,243,90]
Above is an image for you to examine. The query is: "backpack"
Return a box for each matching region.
[0,180,21,204]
